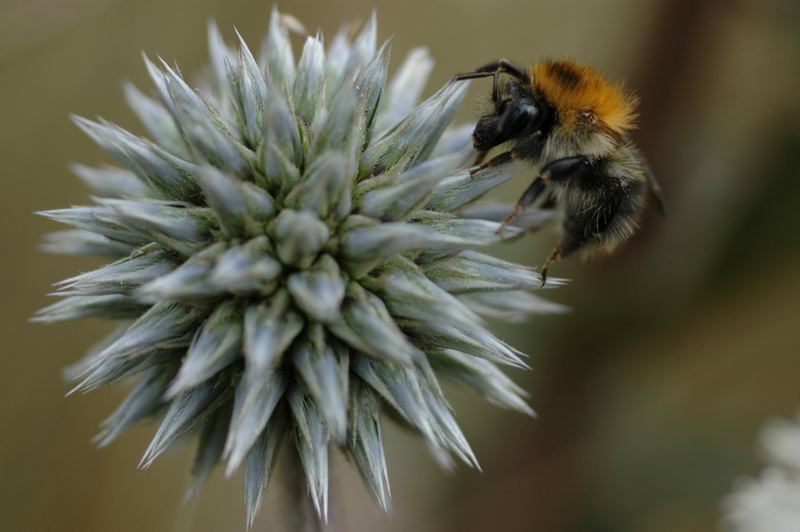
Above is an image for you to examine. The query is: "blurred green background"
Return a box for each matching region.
[2,0,799,531]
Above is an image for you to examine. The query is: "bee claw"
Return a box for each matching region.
[540,247,560,288]
[496,203,523,236]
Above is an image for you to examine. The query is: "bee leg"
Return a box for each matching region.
[454,60,530,84]
[541,192,557,209]
[495,177,548,235]
[455,71,502,102]
[539,155,591,183]
[473,150,491,166]
[540,246,562,287]
[469,150,514,177]
[454,60,531,105]
[453,71,496,81]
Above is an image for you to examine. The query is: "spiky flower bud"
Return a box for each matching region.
[37,9,564,525]
[724,412,800,532]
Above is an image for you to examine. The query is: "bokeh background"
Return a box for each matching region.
[2,0,799,531]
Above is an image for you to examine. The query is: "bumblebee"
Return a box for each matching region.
[454,59,663,284]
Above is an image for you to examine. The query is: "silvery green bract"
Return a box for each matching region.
[37,9,565,526]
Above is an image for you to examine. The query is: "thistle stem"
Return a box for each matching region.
[287,451,325,532]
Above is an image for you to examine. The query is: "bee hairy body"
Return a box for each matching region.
[455,59,661,283]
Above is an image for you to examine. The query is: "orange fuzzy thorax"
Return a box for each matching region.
[532,60,638,136]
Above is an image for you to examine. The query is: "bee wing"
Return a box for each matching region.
[643,162,665,216]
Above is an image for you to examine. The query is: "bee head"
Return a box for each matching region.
[532,60,638,137]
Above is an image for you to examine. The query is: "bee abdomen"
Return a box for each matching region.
[561,178,646,258]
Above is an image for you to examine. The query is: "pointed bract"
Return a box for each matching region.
[243,291,304,373]
[287,255,346,323]
[261,7,296,91]
[167,301,243,396]
[290,388,330,520]
[348,381,391,511]
[187,401,231,498]
[140,375,226,469]
[293,326,349,443]
[224,370,286,475]
[244,410,285,527]
[293,36,327,126]
[41,229,133,257]
[375,47,434,133]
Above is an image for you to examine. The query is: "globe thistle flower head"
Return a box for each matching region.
[37,9,565,525]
